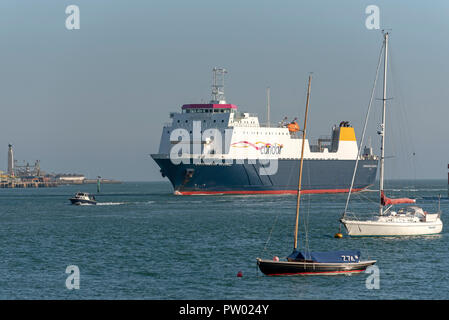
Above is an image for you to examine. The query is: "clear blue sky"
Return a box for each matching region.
[0,0,448,181]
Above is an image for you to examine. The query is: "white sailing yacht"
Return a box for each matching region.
[340,32,443,236]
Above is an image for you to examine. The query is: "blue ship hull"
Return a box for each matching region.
[152,156,378,195]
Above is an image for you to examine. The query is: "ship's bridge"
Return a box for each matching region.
[167,103,238,129]
[181,104,237,114]
[166,102,259,130]
[163,103,238,138]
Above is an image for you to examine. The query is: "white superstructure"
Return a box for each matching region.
[157,104,365,162]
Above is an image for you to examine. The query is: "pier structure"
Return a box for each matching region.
[1,144,120,188]
[1,144,58,188]
[0,176,58,188]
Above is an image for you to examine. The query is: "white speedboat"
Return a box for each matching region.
[69,192,97,205]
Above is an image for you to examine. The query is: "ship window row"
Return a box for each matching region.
[177,119,226,123]
[233,120,256,124]
[184,109,231,113]
[239,131,288,135]
[166,130,229,134]
[166,129,288,135]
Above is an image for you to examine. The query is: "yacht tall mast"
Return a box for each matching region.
[379,31,389,216]
[293,74,312,250]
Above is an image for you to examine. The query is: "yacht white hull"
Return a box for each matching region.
[341,218,443,236]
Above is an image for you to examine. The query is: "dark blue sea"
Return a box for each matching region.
[0,180,448,299]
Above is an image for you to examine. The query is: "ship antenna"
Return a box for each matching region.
[211,67,227,104]
[266,87,271,127]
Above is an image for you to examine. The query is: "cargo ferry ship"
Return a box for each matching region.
[151,68,378,195]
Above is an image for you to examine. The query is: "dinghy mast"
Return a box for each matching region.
[294,74,312,250]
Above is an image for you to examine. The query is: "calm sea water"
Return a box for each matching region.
[0,180,448,299]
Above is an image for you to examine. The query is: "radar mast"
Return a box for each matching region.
[211,67,227,104]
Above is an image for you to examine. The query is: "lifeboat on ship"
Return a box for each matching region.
[287,121,300,132]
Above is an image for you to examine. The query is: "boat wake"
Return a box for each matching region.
[96,202,125,206]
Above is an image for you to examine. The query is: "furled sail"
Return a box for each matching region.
[381,191,416,206]
[287,250,361,263]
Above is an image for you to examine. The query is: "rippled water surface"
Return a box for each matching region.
[0,180,448,299]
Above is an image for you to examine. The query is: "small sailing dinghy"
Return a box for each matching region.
[257,75,376,276]
[340,32,443,236]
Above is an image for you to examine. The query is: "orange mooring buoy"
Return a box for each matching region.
[334,232,343,238]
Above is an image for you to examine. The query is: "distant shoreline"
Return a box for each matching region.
[118,178,448,183]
